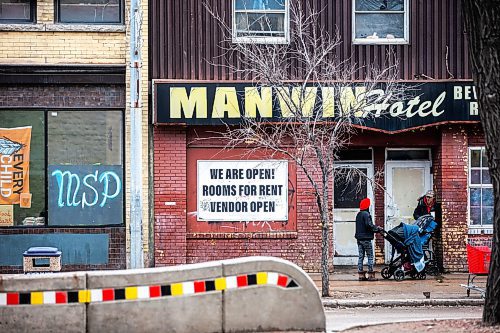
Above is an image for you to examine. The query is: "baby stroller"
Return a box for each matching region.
[381,215,439,281]
[414,214,439,276]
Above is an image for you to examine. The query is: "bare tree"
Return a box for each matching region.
[462,1,500,326]
[205,1,402,296]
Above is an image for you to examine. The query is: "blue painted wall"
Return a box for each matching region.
[0,234,109,266]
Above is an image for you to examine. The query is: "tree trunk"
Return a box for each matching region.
[462,0,500,325]
[318,187,330,297]
[321,215,330,297]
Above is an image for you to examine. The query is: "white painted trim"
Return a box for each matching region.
[384,159,432,263]
[467,146,494,229]
[333,162,375,266]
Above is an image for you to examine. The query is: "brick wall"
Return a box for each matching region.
[439,126,469,271]
[0,227,126,274]
[373,147,386,264]
[0,0,151,268]
[153,126,332,272]
[153,125,484,272]
[0,1,126,65]
[0,84,125,108]
[154,126,188,266]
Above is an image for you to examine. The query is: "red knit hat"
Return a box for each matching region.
[359,198,371,210]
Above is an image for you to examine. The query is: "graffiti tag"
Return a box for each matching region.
[51,169,121,208]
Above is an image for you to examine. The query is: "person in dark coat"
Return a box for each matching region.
[413,190,442,225]
[355,198,382,281]
[413,190,443,272]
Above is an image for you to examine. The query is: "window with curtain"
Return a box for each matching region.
[233,0,289,44]
[353,0,408,44]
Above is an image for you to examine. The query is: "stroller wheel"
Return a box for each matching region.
[394,269,405,281]
[381,267,391,279]
[426,261,439,276]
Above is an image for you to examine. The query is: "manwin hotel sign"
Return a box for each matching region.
[153,81,479,132]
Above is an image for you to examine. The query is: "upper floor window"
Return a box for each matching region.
[233,0,289,44]
[57,0,122,24]
[0,0,34,23]
[469,147,493,228]
[353,0,409,44]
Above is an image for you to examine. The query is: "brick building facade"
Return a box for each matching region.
[0,0,150,272]
[149,0,492,274]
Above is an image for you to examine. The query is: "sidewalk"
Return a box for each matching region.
[309,266,486,308]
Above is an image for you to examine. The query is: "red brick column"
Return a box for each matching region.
[154,127,187,266]
[373,147,386,264]
[439,126,468,271]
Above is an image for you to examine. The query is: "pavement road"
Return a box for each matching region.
[326,306,483,332]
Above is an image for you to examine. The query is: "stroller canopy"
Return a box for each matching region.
[388,222,426,272]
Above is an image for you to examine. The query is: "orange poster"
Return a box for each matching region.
[0,126,32,205]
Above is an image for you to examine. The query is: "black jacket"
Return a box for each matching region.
[355,210,379,240]
[413,196,442,223]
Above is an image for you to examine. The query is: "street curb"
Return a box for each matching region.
[322,298,484,308]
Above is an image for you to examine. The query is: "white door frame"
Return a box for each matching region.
[333,162,374,266]
[384,160,432,263]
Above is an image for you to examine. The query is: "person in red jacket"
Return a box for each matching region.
[355,198,382,281]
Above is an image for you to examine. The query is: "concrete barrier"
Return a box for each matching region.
[0,257,325,333]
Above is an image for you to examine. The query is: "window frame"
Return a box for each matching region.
[55,0,124,25]
[468,147,493,232]
[232,0,290,45]
[0,109,125,228]
[352,0,409,45]
[333,161,375,218]
[0,0,36,23]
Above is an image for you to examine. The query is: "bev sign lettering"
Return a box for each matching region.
[197,160,288,222]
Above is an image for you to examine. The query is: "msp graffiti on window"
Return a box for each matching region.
[48,165,123,226]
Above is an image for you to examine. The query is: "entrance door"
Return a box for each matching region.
[385,161,431,263]
[333,164,374,266]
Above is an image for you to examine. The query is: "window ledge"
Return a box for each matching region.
[0,23,45,32]
[468,228,493,235]
[45,24,125,32]
[353,38,409,45]
[0,23,125,33]
[232,36,290,45]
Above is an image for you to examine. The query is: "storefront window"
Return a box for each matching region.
[469,147,493,227]
[0,111,45,227]
[48,111,123,226]
[0,110,123,227]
